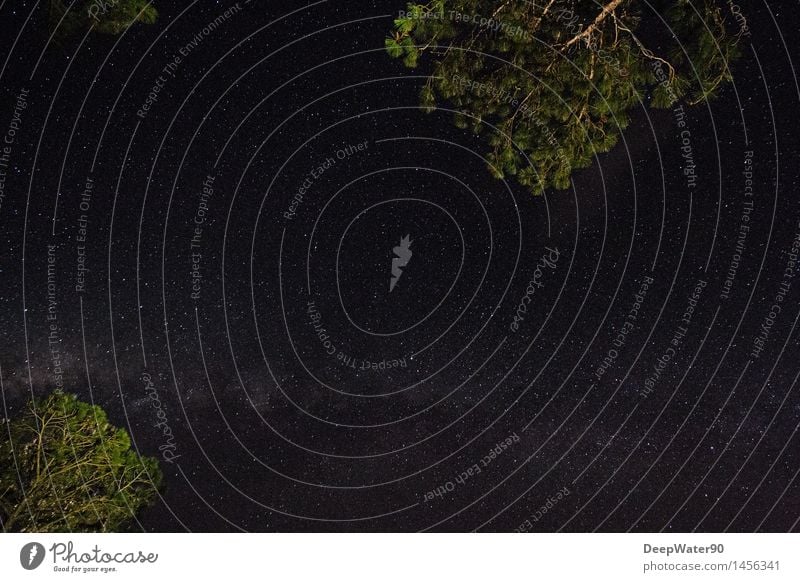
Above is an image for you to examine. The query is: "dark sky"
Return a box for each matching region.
[1,0,799,532]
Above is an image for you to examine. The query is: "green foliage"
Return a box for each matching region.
[1,391,162,532]
[47,0,158,38]
[387,0,741,194]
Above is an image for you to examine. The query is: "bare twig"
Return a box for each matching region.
[563,0,626,48]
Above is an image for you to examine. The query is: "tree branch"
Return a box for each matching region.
[563,0,626,48]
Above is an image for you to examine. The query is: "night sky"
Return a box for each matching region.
[1,0,800,532]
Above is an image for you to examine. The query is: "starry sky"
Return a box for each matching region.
[1,0,799,532]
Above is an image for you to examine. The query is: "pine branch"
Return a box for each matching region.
[563,0,626,48]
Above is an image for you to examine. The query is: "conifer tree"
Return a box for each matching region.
[1,392,162,532]
[387,0,741,194]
